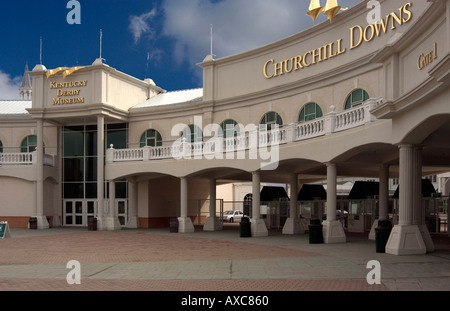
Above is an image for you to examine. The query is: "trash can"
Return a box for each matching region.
[308,219,323,244]
[88,217,97,231]
[375,219,392,253]
[240,217,251,238]
[170,218,179,233]
[29,217,37,230]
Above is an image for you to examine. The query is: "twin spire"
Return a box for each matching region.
[307,0,342,23]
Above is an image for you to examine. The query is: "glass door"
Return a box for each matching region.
[64,200,85,226]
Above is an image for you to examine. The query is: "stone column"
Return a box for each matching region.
[204,179,222,231]
[282,174,305,234]
[178,177,194,233]
[35,119,49,229]
[251,171,268,237]
[126,177,139,228]
[100,180,121,231]
[414,147,435,252]
[96,116,106,230]
[369,165,389,240]
[323,163,346,243]
[386,145,426,255]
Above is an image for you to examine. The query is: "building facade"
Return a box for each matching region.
[1,0,449,255]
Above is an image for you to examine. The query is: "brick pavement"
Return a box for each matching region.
[0,227,449,293]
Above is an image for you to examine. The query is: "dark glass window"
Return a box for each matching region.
[260,112,283,130]
[183,125,203,143]
[140,129,162,147]
[220,120,240,138]
[345,89,369,110]
[21,135,42,153]
[299,103,323,123]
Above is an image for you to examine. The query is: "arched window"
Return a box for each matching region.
[345,89,369,110]
[183,124,203,143]
[260,112,283,131]
[21,135,44,153]
[140,129,162,147]
[220,119,240,138]
[299,103,323,123]
[0,140,3,153]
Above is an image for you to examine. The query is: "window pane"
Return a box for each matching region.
[85,157,97,181]
[85,183,97,199]
[85,131,97,157]
[116,181,127,199]
[64,131,84,157]
[64,183,84,199]
[65,202,73,214]
[107,130,127,150]
[64,158,84,182]
[353,89,363,102]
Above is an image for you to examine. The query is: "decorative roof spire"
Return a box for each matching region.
[19,64,32,100]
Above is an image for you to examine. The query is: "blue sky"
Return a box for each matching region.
[0,0,362,99]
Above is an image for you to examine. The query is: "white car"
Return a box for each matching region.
[223,210,244,223]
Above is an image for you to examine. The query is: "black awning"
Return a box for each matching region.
[297,184,327,201]
[260,186,289,201]
[347,181,379,200]
[392,179,436,198]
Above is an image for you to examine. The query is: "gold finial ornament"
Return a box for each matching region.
[306,0,325,22]
[323,0,342,23]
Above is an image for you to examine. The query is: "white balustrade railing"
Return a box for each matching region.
[0,152,56,166]
[106,98,382,163]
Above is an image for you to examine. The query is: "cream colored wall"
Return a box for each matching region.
[0,177,35,216]
[128,69,383,147]
[106,73,150,111]
[201,1,429,103]
[137,177,210,219]
[0,124,58,154]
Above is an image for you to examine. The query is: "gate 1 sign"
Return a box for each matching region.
[0,222,11,239]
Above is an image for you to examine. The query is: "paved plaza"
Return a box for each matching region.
[0,225,449,293]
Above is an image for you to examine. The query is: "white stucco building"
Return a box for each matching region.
[1,0,449,255]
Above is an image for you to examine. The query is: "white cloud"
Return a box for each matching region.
[161,0,319,64]
[129,8,158,44]
[133,0,362,86]
[0,70,21,100]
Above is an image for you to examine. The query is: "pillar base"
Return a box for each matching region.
[51,216,62,228]
[251,218,268,237]
[126,216,140,229]
[323,220,346,244]
[368,219,379,240]
[97,217,122,231]
[419,224,435,253]
[35,216,49,230]
[282,218,305,235]
[386,225,426,255]
[203,216,223,232]
[178,217,195,233]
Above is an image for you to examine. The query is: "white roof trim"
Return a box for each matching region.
[132,88,203,109]
[0,100,32,117]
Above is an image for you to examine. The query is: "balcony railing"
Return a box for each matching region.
[0,152,56,167]
[106,98,382,163]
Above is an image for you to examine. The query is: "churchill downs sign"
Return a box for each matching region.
[263,2,413,79]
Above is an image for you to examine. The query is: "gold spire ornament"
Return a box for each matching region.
[306,0,325,22]
[323,0,342,23]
